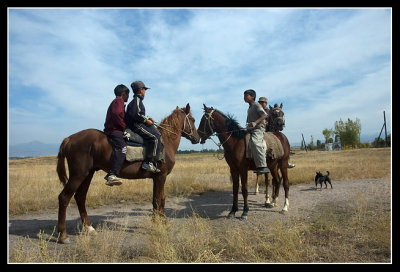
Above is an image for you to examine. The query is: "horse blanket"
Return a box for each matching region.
[124,129,165,162]
[246,132,284,160]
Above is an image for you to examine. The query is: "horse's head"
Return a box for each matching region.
[268,103,285,132]
[198,104,216,144]
[197,104,221,144]
[180,103,200,144]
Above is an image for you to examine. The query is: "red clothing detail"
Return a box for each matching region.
[104,96,126,134]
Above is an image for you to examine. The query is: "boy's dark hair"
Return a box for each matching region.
[114,84,130,96]
[244,89,256,100]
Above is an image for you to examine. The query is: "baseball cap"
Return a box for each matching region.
[258,97,268,103]
[131,81,151,91]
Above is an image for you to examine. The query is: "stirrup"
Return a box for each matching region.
[142,162,161,173]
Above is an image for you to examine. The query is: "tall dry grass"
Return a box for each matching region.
[10,188,390,263]
[8,148,391,215]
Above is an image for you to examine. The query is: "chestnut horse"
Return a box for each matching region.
[198,104,290,219]
[256,103,285,206]
[56,104,199,243]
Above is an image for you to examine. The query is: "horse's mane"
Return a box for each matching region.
[215,109,247,139]
[158,108,183,137]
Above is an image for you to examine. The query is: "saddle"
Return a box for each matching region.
[245,132,284,160]
[124,128,165,162]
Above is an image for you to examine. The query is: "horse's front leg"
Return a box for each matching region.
[269,164,280,208]
[264,173,274,208]
[152,174,167,220]
[240,170,249,220]
[255,173,261,195]
[280,164,290,214]
[228,170,239,218]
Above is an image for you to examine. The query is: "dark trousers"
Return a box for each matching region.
[106,132,127,176]
[132,124,161,162]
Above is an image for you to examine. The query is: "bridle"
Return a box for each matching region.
[154,110,197,141]
[269,108,285,132]
[199,109,233,152]
[181,110,197,139]
[198,109,216,137]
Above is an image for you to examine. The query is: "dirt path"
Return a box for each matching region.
[8,178,391,258]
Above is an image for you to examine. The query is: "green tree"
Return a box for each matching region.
[316,139,323,149]
[308,135,316,150]
[334,118,361,148]
[322,128,334,143]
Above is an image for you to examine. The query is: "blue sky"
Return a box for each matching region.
[8,8,391,150]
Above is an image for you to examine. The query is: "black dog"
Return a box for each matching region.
[315,171,333,189]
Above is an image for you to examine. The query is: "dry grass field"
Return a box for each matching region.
[9,148,391,215]
[8,147,391,263]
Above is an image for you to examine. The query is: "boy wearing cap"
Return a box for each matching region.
[244,89,270,173]
[258,97,270,116]
[125,81,161,173]
[104,84,130,186]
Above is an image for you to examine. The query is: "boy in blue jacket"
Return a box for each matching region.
[125,81,161,173]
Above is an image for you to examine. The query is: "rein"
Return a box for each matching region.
[154,110,195,138]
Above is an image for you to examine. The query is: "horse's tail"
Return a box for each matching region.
[57,137,70,187]
[326,171,330,176]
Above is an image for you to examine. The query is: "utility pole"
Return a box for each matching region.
[383,111,387,147]
[376,110,388,147]
[301,133,307,152]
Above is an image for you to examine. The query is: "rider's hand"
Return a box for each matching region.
[247,122,256,129]
[145,119,154,126]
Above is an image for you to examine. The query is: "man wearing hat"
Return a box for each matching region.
[258,96,270,116]
[125,81,161,173]
[244,89,270,173]
[257,96,296,168]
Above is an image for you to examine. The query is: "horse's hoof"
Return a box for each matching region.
[227,212,235,219]
[280,210,288,215]
[265,203,274,208]
[58,237,71,244]
[240,215,248,221]
[82,225,97,235]
[88,227,98,236]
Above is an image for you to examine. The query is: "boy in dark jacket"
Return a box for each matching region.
[104,84,130,186]
[125,80,161,173]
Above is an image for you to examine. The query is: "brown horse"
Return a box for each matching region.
[256,103,285,206]
[198,104,291,219]
[56,104,200,243]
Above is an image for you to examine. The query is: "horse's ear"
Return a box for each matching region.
[203,104,208,111]
[185,103,190,114]
[280,103,283,109]
[269,105,272,110]
[176,106,179,110]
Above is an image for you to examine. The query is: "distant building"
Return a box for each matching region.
[325,143,333,151]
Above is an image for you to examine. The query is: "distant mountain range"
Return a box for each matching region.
[9,141,59,158]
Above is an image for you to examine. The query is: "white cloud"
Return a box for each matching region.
[8,8,391,148]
